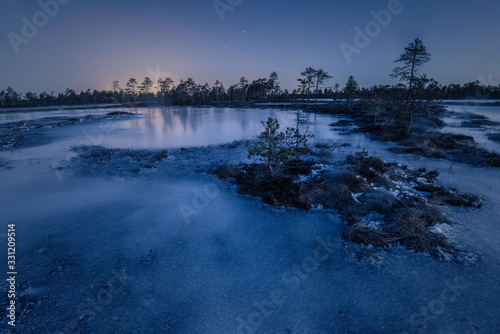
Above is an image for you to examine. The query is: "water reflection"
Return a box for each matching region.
[109,107,292,149]
[1,106,375,150]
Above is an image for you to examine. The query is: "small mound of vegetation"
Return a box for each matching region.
[461,120,500,128]
[389,132,500,167]
[335,154,478,260]
[329,120,352,127]
[213,121,482,260]
[346,149,387,180]
[389,146,446,159]
[70,146,169,175]
[456,113,500,128]
[342,221,392,248]
[332,98,500,167]
[153,150,168,161]
[448,146,500,167]
[487,133,500,143]
[226,161,316,210]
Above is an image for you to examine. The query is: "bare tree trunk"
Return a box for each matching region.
[295,109,300,154]
[405,50,418,135]
[315,81,319,105]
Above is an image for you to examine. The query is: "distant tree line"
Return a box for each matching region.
[1,69,499,109]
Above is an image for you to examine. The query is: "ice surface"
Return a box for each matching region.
[444,99,500,104]
[0,107,124,124]
[444,104,500,124]
[0,106,499,333]
[442,104,500,153]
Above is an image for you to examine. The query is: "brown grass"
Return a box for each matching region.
[394,207,444,234]
[342,221,392,247]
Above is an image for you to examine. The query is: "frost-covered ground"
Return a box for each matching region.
[0,106,499,333]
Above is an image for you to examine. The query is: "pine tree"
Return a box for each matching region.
[344,76,359,111]
[140,77,154,105]
[297,67,316,103]
[126,78,138,101]
[158,78,174,105]
[248,118,313,174]
[313,69,332,104]
[111,80,121,105]
[390,38,431,133]
[269,71,280,100]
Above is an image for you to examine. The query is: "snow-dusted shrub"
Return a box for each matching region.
[247,117,313,174]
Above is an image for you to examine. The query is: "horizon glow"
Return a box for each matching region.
[0,0,499,94]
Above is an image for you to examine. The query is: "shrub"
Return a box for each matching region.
[248,117,313,174]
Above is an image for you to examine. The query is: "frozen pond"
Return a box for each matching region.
[103,107,362,149]
[0,107,376,168]
[1,107,499,333]
[1,106,373,150]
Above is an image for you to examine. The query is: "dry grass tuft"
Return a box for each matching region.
[394,207,444,234]
[342,221,392,248]
[432,190,482,208]
[385,206,460,259]
[346,152,387,180]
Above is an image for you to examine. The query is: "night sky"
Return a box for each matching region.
[1,0,499,93]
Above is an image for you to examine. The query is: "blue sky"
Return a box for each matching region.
[1,0,499,93]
